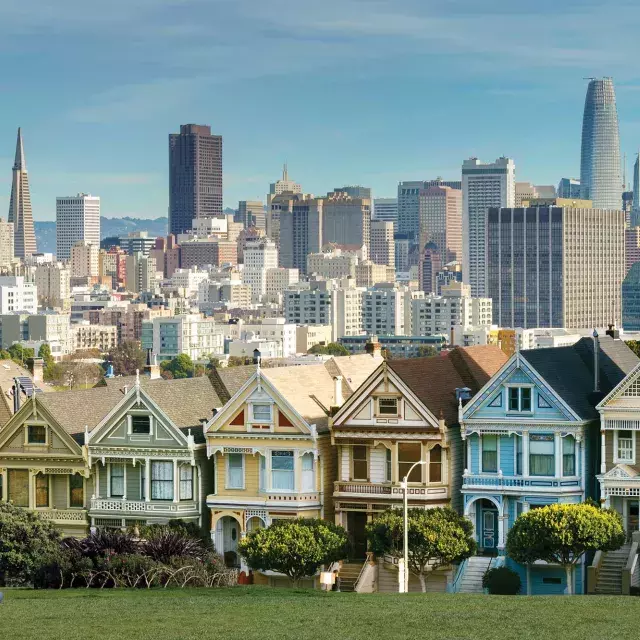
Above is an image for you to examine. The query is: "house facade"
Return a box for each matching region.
[329,346,507,592]
[460,335,637,595]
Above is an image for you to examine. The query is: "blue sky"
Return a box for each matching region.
[2,0,640,221]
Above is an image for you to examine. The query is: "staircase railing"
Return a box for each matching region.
[447,558,468,593]
[587,550,603,594]
[622,542,639,595]
[354,553,375,593]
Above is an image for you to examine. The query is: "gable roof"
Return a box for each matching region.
[520,336,638,420]
[388,346,508,424]
[209,365,257,403]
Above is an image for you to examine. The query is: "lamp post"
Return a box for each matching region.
[401,459,427,593]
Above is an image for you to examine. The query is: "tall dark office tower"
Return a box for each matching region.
[168,124,222,236]
[8,128,37,259]
[580,78,622,210]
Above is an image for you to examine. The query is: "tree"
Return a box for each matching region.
[506,503,625,595]
[308,342,350,357]
[161,354,195,379]
[238,518,349,587]
[366,507,476,592]
[228,356,253,367]
[8,344,35,366]
[48,360,103,389]
[108,341,146,376]
[627,340,640,359]
[38,344,55,380]
[417,345,438,358]
[0,502,61,586]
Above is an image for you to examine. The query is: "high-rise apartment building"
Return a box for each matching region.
[362,284,406,336]
[580,78,622,210]
[279,197,322,273]
[8,129,36,259]
[70,241,99,278]
[373,198,398,223]
[0,219,14,270]
[56,193,100,260]
[418,185,462,267]
[237,200,265,229]
[0,276,37,314]
[169,124,223,235]
[125,253,157,294]
[557,178,582,199]
[397,179,461,241]
[242,237,279,302]
[35,263,71,309]
[266,192,306,248]
[370,220,395,268]
[487,204,625,329]
[322,191,371,250]
[462,157,515,296]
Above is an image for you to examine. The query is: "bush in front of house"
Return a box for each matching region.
[142,529,205,564]
[482,566,521,595]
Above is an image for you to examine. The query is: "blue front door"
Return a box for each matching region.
[482,509,497,549]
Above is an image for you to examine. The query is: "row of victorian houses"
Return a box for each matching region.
[1,331,640,595]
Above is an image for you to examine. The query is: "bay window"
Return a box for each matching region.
[180,465,193,500]
[151,461,173,500]
[429,445,442,483]
[227,454,244,489]
[110,464,125,498]
[481,435,498,473]
[616,430,634,463]
[530,434,555,476]
[398,443,422,483]
[562,436,576,476]
[352,446,368,481]
[272,451,294,491]
[301,453,315,492]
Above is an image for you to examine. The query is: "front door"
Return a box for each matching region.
[629,501,639,534]
[347,511,368,559]
[482,509,497,550]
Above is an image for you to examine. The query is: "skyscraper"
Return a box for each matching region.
[632,154,640,227]
[557,178,582,199]
[322,191,371,251]
[8,128,37,259]
[370,220,395,268]
[56,193,100,260]
[279,197,322,273]
[373,198,398,223]
[169,124,223,236]
[462,157,515,297]
[580,78,622,210]
[418,185,462,267]
[269,164,301,198]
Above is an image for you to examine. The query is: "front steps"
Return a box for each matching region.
[338,562,364,592]
[594,544,631,595]
[458,556,493,594]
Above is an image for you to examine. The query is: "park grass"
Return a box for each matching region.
[2,587,639,640]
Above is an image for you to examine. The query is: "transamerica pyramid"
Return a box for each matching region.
[8,128,37,258]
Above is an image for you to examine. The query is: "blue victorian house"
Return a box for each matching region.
[457,334,637,595]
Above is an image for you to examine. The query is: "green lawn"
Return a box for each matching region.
[2,587,638,640]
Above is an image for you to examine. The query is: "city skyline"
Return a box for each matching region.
[2,1,640,221]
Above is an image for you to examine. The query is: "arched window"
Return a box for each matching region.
[429,445,442,483]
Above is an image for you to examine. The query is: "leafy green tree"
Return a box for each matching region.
[366,507,476,592]
[108,341,146,376]
[417,345,438,358]
[0,502,61,586]
[308,342,350,356]
[626,340,640,358]
[8,344,35,366]
[0,350,10,360]
[238,518,349,587]
[506,503,625,595]
[38,344,55,380]
[161,354,195,379]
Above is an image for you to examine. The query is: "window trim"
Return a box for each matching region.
[377,396,400,417]
[505,384,534,414]
[25,423,48,446]
[150,460,174,501]
[351,445,369,481]
[271,450,295,492]
[614,429,636,465]
[397,442,423,484]
[179,464,194,501]
[226,453,245,490]
[481,434,499,474]
[35,473,50,509]
[109,463,125,498]
[529,433,556,477]
[129,413,153,436]
[251,403,273,423]
[68,473,85,509]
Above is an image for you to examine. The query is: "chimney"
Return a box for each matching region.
[593,329,600,393]
[334,376,344,407]
[365,336,382,358]
[13,378,20,413]
[606,323,620,340]
[29,357,44,385]
[145,349,161,380]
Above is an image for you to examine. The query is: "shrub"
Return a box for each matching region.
[33,547,93,589]
[482,566,521,595]
[142,529,205,563]
[0,502,61,586]
[72,529,140,558]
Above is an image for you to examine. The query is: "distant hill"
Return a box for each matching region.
[34,217,169,255]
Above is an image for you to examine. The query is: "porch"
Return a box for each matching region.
[334,480,448,502]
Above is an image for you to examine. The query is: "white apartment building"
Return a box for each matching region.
[362,284,406,336]
[295,324,333,354]
[125,253,157,294]
[411,281,492,339]
[370,220,395,269]
[306,247,361,280]
[0,218,14,269]
[171,267,210,297]
[355,260,393,288]
[243,238,279,302]
[0,276,37,314]
[284,283,332,328]
[228,336,281,360]
[265,267,299,302]
[71,322,118,352]
[452,324,498,348]
[225,318,297,357]
[71,240,99,278]
[56,193,100,261]
[462,157,515,296]
[373,198,398,223]
[144,314,224,361]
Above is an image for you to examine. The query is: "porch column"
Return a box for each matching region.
[122,464,127,500]
[173,459,179,503]
[294,450,301,492]
[522,431,530,477]
[0,468,6,501]
[466,438,471,473]
[554,433,562,478]
[391,442,398,483]
[144,458,151,502]
[106,463,111,498]
[28,469,36,509]
[580,437,586,491]
[600,426,607,474]
[497,516,507,550]
[94,463,100,499]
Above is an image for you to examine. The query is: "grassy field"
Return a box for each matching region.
[2,587,639,640]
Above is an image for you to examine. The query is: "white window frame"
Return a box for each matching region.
[128,412,153,436]
[271,450,295,492]
[25,423,49,447]
[614,429,636,464]
[480,434,500,474]
[226,453,245,490]
[506,385,534,414]
[377,396,400,417]
[251,403,273,423]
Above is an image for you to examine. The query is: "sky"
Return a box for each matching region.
[1,0,640,221]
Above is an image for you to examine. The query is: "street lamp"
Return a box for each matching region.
[400,459,427,593]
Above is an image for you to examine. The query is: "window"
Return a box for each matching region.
[508,387,532,412]
[530,434,555,476]
[482,435,498,473]
[563,436,576,476]
[301,453,315,492]
[378,398,398,416]
[352,446,368,481]
[69,474,84,508]
[398,443,422,483]
[35,474,49,508]
[227,454,244,489]
[151,461,173,500]
[272,451,295,491]
[110,464,125,497]
[259,455,266,491]
[131,415,151,435]
[516,436,523,475]
[8,470,29,507]
[252,404,272,422]
[385,448,392,482]
[429,445,442,483]
[180,466,193,500]
[27,425,46,444]
[616,430,634,462]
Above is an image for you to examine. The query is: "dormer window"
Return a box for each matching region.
[131,415,151,435]
[27,425,46,445]
[252,404,272,422]
[508,387,532,412]
[378,397,399,416]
